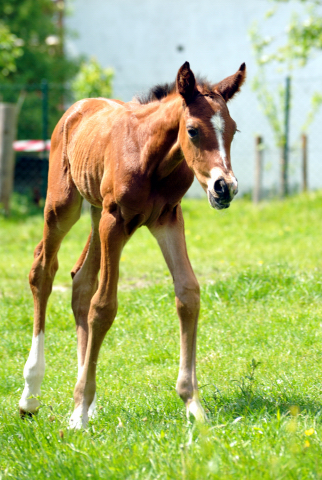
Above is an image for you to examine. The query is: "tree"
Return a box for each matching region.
[249,0,322,196]
[72,57,114,101]
[251,0,322,124]
[264,0,322,67]
[0,22,23,76]
[0,0,80,139]
[249,25,292,197]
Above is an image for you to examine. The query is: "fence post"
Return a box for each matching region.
[301,133,308,192]
[253,135,263,204]
[280,76,291,197]
[0,103,18,214]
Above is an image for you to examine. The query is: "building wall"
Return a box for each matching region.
[66,0,322,196]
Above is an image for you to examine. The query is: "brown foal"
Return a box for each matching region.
[19,61,246,428]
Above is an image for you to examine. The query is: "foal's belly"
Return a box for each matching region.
[67,127,109,207]
[70,156,104,207]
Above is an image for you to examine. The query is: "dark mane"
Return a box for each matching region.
[135,76,215,105]
[135,82,176,104]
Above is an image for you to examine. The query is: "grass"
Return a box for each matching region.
[1,191,322,479]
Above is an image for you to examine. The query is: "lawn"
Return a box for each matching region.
[1,192,322,479]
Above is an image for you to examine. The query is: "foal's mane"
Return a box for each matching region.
[135,77,215,105]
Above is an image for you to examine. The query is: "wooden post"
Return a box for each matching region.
[301,133,308,192]
[253,135,263,204]
[280,76,291,198]
[280,145,286,198]
[0,103,18,214]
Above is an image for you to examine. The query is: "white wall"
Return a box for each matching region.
[66,0,322,196]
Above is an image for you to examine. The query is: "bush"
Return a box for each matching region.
[71,57,114,101]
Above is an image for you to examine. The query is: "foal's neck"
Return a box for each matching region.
[137,95,184,179]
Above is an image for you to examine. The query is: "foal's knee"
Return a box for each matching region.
[89,296,118,332]
[176,377,194,403]
[72,271,98,316]
[175,279,200,316]
[29,254,58,294]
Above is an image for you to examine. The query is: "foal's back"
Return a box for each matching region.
[51,95,193,220]
[52,98,128,207]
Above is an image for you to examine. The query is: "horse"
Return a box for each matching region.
[19,61,246,428]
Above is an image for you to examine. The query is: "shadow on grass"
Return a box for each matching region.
[201,387,322,423]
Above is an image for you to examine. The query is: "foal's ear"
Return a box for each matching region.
[214,63,246,102]
[176,61,198,104]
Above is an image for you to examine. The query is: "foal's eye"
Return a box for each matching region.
[187,127,198,139]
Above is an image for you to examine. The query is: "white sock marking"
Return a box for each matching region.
[69,395,96,429]
[186,396,207,423]
[69,404,89,429]
[77,363,97,419]
[77,361,84,382]
[19,332,45,413]
[88,393,97,418]
[211,113,227,169]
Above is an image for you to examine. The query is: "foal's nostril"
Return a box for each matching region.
[214,178,229,200]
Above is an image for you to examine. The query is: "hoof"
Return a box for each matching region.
[69,405,89,430]
[19,408,35,419]
[186,397,207,423]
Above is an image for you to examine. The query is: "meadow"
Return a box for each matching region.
[1,191,322,479]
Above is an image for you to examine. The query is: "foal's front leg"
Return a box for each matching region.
[150,205,206,422]
[69,209,128,429]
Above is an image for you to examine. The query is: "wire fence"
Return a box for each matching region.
[228,76,322,199]
[0,81,68,205]
[2,76,322,205]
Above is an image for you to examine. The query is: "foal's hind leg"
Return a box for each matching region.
[70,209,129,428]
[150,205,206,422]
[19,183,82,416]
[71,205,101,417]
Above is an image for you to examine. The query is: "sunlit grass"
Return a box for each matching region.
[1,192,322,478]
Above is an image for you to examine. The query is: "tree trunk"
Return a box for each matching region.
[0,103,18,214]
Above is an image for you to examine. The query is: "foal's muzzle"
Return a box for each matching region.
[207,177,238,210]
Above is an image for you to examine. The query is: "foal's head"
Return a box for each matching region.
[176,61,246,210]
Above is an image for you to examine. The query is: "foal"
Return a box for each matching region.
[19,61,246,428]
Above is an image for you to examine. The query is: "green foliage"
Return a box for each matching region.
[0,0,78,86]
[1,193,322,477]
[249,25,287,148]
[0,2,114,139]
[264,1,322,67]
[250,0,322,137]
[0,21,23,75]
[0,0,80,139]
[302,91,322,131]
[72,57,114,101]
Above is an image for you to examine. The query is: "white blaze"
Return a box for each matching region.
[211,112,227,169]
[19,332,45,413]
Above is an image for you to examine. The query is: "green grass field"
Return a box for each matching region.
[1,192,322,479]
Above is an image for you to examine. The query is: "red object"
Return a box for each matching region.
[13,140,51,152]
